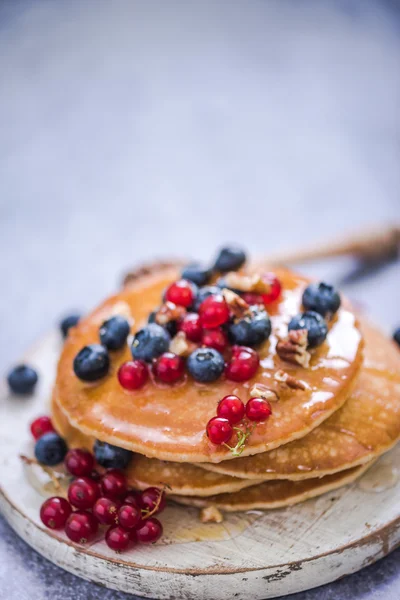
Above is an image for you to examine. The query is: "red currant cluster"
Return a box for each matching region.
[206,394,272,455]
[38,445,165,551]
[117,272,281,390]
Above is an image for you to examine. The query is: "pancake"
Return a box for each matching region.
[53,318,400,494]
[171,462,373,511]
[200,322,400,480]
[54,263,363,463]
[51,396,262,496]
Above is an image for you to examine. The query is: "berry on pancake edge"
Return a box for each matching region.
[60,314,81,338]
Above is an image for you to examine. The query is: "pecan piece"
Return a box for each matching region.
[222,288,250,318]
[249,383,280,402]
[169,331,195,357]
[274,369,306,390]
[155,301,186,326]
[224,272,271,294]
[200,506,224,523]
[276,329,310,368]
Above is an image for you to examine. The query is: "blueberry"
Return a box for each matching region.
[148,310,178,337]
[35,432,68,466]
[99,315,130,350]
[214,246,246,273]
[393,327,400,347]
[193,285,221,311]
[302,282,341,317]
[93,440,132,469]
[288,311,328,348]
[227,305,271,347]
[7,364,38,395]
[131,323,170,362]
[187,347,225,383]
[181,263,212,287]
[60,314,81,338]
[73,344,110,381]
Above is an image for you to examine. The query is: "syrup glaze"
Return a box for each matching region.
[200,320,400,478]
[55,265,363,463]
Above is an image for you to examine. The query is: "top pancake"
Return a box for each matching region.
[54,264,363,463]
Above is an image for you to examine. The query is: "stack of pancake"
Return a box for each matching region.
[51,263,400,512]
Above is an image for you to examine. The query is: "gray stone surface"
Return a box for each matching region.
[0,0,399,598]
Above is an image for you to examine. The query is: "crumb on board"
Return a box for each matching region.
[200,506,224,523]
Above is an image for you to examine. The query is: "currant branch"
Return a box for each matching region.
[141,484,168,520]
[223,423,256,457]
[20,454,64,492]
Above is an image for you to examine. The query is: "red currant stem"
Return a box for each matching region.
[140,484,168,520]
[222,423,257,457]
[20,454,64,492]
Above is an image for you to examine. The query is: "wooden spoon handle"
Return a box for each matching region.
[263,225,400,266]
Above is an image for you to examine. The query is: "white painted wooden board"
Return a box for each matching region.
[1,331,400,600]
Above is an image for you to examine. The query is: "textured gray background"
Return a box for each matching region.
[0,0,400,598]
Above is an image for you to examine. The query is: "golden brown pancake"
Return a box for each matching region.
[200,322,400,480]
[53,318,400,496]
[51,396,262,496]
[171,462,373,511]
[54,265,363,463]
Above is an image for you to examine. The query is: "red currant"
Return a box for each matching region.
[140,487,166,515]
[206,417,233,445]
[217,395,245,425]
[129,528,138,544]
[118,360,148,390]
[225,346,259,382]
[64,449,94,477]
[65,510,98,544]
[101,469,127,499]
[89,469,102,481]
[136,517,163,543]
[30,416,55,440]
[246,397,272,422]
[199,295,230,329]
[153,352,185,384]
[123,490,142,508]
[261,273,281,304]
[178,313,202,342]
[93,497,120,525]
[201,328,228,353]
[40,497,72,530]
[106,525,131,551]
[165,280,196,308]
[242,292,264,306]
[68,476,100,509]
[118,504,142,529]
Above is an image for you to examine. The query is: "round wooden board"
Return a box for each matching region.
[1,331,400,600]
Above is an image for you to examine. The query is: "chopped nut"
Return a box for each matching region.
[274,369,306,390]
[222,288,250,318]
[169,332,195,357]
[155,301,186,325]
[276,329,310,368]
[224,272,271,294]
[200,506,224,524]
[249,383,280,401]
